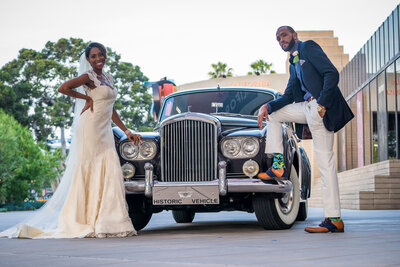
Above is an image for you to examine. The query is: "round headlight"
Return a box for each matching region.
[242,138,258,156]
[242,159,259,178]
[140,141,157,159]
[223,139,241,157]
[121,162,135,179]
[121,142,139,160]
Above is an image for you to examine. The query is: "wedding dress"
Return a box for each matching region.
[0,57,136,238]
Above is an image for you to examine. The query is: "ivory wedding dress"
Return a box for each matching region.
[0,67,136,238]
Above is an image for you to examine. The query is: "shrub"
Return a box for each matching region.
[0,109,63,204]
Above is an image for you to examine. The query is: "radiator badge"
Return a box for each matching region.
[178,191,193,198]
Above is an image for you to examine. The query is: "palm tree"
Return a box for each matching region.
[248,60,276,75]
[208,62,233,79]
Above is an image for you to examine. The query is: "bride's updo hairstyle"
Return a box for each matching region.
[85,42,107,59]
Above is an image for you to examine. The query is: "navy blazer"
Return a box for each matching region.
[268,40,354,138]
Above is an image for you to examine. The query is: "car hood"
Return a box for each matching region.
[213,115,258,128]
[155,112,264,136]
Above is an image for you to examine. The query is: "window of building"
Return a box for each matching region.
[363,84,372,165]
[365,43,370,79]
[387,62,397,159]
[345,117,352,170]
[396,58,400,159]
[377,71,388,161]
[355,56,358,90]
[384,19,390,63]
[361,46,367,82]
[344,66,349,97]
[356,91,364,167]
[394,7,400,54]
[351,57,356,93]
[371,34,377,74]
[388,13,394,60]
[338,128,346,172]
[376,31,381,71]
[379,28,385,70]
[370,78,379,163]
[351,96,358,169]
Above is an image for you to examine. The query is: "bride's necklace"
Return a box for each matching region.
[96,73,104,81]
[95,71,114,90]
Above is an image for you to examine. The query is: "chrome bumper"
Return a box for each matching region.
[124,161,293,195]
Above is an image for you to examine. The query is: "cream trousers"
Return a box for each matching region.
[265,100,341,218]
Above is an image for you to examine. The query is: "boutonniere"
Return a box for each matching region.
[292,51,299,63]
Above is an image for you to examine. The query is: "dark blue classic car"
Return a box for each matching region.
[113,87,311,231]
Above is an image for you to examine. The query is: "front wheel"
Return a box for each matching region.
[253,165,300,230]
[126,195,153,231]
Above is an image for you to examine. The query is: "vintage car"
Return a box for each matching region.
[113,87,311,231]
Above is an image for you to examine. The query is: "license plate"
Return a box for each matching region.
[152,185,219,205]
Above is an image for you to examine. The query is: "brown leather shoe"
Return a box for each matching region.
[304,218,344,233]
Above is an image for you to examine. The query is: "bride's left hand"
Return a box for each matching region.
[126,131,141,145]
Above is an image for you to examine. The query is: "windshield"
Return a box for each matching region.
[159,90,275,121]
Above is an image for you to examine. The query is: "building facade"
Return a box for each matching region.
[312,4,400,210]
[337,4,400,172]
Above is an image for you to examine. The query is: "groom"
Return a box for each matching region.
[257,26,354,233]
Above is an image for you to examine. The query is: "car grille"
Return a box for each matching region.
[161,116,218,182]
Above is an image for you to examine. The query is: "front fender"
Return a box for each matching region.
[299,146,311,199]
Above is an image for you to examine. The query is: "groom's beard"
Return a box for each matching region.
[283,38,296,52]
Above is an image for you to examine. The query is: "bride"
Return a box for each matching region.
[1,42,141,238]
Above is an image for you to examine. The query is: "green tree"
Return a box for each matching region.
[208,62,233,79]
[247,59,276,75]
[0,38,153,153]
[0,109,62,203]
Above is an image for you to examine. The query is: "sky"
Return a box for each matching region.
[0,0,399,86]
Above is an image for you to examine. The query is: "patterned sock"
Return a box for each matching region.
[329,217,342,222]
[272,153,285,170]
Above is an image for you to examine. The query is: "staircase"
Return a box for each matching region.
[309,160,400,210]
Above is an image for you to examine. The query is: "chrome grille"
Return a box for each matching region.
[161,117,218,182]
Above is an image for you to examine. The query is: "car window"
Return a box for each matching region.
[160,90,275,121]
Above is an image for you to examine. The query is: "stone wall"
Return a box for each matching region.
[309,160,400,210]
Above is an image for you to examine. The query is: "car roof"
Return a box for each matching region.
[166,87,280,100]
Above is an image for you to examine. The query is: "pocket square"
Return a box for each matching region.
[300,59,306,66]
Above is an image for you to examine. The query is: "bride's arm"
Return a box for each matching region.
[58,74,94,114]
[112,107,141,144]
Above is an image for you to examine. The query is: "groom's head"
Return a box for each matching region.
[276,26,298,52]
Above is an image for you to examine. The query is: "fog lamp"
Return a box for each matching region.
[242,159,259,178]
[121,162,135,179]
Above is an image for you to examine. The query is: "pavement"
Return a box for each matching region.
[0,208,399,266]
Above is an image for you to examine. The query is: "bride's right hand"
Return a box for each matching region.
[81,97,94,114]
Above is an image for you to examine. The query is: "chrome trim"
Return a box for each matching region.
[227,179,292,193]
[125,178,293,194]
[218,161,227,196]
[150,179,292,193]
[125,180,145,194]
[144,163,153,197]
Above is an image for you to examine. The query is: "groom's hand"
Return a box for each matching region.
[257,104,269,129]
